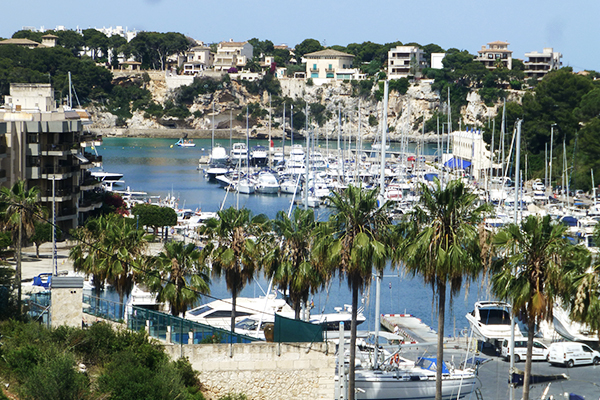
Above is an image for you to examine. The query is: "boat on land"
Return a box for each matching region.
[465,301,521,347]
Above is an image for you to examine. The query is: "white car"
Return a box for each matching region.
[547,342,600,367]
[501,338,549,362]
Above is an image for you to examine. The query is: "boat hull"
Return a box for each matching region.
[339,370,479,400]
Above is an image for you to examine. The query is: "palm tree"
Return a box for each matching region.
[317,185,390,400]
[199,207,269,333]
[396,178,488,400]
[146,241,210,317]
[0,180,46,312]
[265,208,324,319]
[70,214,149,316]
[492,214,586,400]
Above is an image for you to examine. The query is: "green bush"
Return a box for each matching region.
[21,351,89,400]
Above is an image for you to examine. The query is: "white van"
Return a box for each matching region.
[547,342,600,367]
[501,338,549,362]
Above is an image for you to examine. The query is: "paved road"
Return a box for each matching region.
[441,344,600,400]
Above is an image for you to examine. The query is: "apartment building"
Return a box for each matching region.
[387,46,427,78]
[214,40,253,71]
[524,48,562,80]
[476,41,513,70]
[0,84,103,232]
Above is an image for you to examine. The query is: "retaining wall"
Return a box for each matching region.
[164,342,336,400]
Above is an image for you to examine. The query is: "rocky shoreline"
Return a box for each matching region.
[92,127,448,143]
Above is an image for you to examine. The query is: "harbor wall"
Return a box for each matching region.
[163,342,336,400]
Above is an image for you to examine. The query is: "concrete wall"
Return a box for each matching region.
[51,288,83,328]
[164,342,336,400]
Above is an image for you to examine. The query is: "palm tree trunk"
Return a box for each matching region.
[435,281,446,400]
[231,285,237,334]
[16,218,22,314]
[522,318,536,400]
[348,283,358,400]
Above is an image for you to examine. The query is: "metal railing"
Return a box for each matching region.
[82,295,260,344]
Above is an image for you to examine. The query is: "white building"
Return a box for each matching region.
[214,40,253,71]
[524,48,562,80]
[476,41,512,70]
[303,49,360,83]
[387,46,427,78]
[430,53,446,69]
[449,129,498,180]
[182,46,214,75]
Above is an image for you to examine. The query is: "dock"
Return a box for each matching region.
[381,313,438,343]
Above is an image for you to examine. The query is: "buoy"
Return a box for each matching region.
[170,144,173,148]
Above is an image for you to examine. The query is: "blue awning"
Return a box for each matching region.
[444,157,472,169]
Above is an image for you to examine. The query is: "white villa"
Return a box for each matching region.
[476,41,513,70]
[214,40,253,71]
[182,46,214,75]
[303,49,361,83]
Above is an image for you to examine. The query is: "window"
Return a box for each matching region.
[313,64,317,70]
[311,72,318,78]
[328,64,332,70]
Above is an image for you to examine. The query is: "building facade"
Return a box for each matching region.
[476,41,512,70]
[0,84,103,232]
[303,49,355,80]
[214,40,253,71]
[182,46,214,75]
[387,46,427,78]
[524,48,562,80]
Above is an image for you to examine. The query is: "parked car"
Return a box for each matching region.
[501,338,549,362]
[547,342,600,367]
[532,180,545,191]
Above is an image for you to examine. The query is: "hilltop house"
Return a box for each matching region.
[387,46,427,78]
[524,48,562,80]
[303,49,360,82]
[214,40,253,72]
[476,41,513,70]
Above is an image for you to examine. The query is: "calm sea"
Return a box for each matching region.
[96,137,489,336]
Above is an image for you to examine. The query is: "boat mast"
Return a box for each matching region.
[268,94,272,167]
[282,103,286,163]
[304,104,309,210]
[68,71,72,109]
[379,80,389,195]
[212,102,215,150]
[509,119,522,400]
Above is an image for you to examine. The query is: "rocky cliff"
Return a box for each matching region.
[91,72,523,140]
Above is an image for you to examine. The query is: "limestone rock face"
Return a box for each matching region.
[92,72,524,139]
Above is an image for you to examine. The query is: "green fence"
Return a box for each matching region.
[83,294,126,322]
[128,306,260,344]
[81,294,260,344]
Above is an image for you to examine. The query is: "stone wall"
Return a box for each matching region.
[164,342,336,400]
[50,288,83,328]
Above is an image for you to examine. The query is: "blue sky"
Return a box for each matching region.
[3,0,598,71]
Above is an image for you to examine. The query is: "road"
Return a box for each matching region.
[442,344,600,400]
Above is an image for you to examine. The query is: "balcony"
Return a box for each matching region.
[57,206,78,222]
[310,67,319,73]
[41,143,78,156]
[40,165,80,179]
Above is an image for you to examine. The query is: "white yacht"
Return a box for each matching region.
[553,305,599,343]
[250,145,269,167]
[465,301,521,347]
[231,143,248,164]
[254,170,280,194]
[186,295,293,331]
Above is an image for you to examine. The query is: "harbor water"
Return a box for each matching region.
[97,136,489,336]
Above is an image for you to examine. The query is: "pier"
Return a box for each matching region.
[381,313,438,343]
